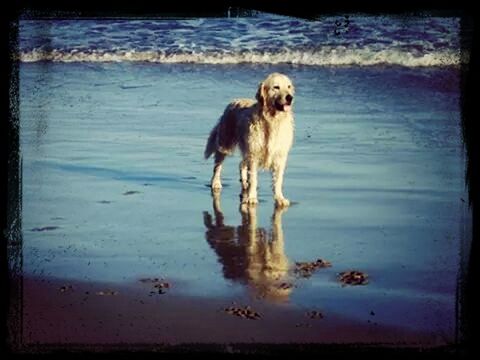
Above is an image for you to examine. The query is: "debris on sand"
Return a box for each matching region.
[152,282,170,294]
[96,290,119,296]
[59,285,74,293]
[294,259,332,278]
[224,305,261,320]
[306,310,324,319]
[338,270,369,286]
[140,278,171,295]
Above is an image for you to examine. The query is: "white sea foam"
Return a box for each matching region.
[19,47,463,67]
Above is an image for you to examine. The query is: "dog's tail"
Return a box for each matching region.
[204,124,218,159]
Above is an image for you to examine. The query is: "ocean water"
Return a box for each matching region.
[19,14,462,66]
[18,13,467,344]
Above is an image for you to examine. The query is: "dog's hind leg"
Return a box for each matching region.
[211,151,225,191]
[242,160,258,205]
[239,160,248,191]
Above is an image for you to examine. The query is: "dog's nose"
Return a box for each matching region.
[286,94,293,104]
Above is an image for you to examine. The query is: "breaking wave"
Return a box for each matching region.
[19,47,462,67]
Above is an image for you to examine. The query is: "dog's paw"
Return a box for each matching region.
[211,182,222,191]
[275,197,290,208]
[242,197,258,206]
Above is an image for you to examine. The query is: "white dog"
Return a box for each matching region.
[204,73,295,207]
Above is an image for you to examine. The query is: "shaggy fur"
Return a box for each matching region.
[205,73,295,207]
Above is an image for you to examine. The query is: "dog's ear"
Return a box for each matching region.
[255,82,266,107]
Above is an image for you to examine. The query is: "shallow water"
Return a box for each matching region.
[20,61,467,343]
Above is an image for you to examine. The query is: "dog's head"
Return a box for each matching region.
[256,73,295,114]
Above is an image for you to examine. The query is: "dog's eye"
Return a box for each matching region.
[288,85,291,89]
[273,85,280,90]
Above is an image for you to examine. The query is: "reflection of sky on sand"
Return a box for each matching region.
[20,62,466,340]
[204,192,292,303]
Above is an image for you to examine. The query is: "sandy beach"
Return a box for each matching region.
[17,62,467,349]
[23,275,440,347]
[16,15,467,349]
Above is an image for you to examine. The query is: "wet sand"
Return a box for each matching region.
[18,63,467,349]
[23,275,439,348]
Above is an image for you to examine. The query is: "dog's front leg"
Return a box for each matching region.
[242,160,258,205]
[272,159,290,207]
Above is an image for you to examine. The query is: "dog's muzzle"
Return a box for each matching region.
[275,95,294,112]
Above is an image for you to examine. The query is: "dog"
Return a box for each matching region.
[204,73,295,207]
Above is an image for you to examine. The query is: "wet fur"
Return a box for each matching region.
[205,73,295,207]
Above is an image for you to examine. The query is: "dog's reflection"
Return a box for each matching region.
[203,192,292,303]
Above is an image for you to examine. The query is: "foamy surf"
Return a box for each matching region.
[19,47,462,67]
